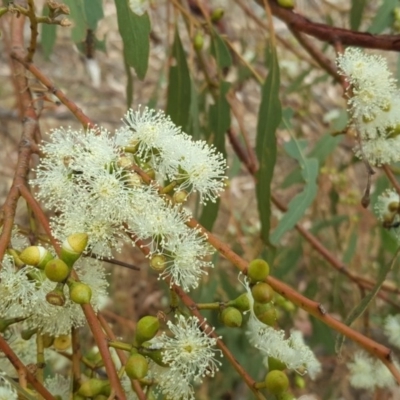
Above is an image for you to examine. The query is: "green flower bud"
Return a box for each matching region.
[135,316,160,345]
[125,353,149,380]
[251,283,274,304]
[277,0,295,8]
[193,32,204,51]
[19,246,53,269]
[45,259,70,282]
[220,307,242,327]
[72,395,85,400]
[294,374,305,389]
[282,300,295,312]
[53,334,71,350]
[78,379,110,397]
[21,328,37,340]
[247,259,270,282]
[42,333,54,348]
[253,302,276,326]
[140,341,168,367]
[61,233,88,267]
[69,282,92,304]
[265,370,289,395]
[150,255,166,272]
[268,356,286,371]
[46,283,66,306]
[228,293,250,312]
[211,7,224,22]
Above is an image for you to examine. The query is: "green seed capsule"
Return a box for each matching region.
[220,307,242,327]
[135,316,160,345]
[248,259,270,282]
[265,370,289,395]
[125,353,149,380]
[251,282,274,304]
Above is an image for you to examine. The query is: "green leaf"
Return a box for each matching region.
[187,80,201,140]
[40,5,57,60]
[199,198,220,231]
[336,247,400,354]
[210,29,232,69]
[208,81,230,158]
[350,0,368,30]
[166,28,191,130]
[114,0,151,80]
[64,0,87,43]
[270,139,319,245]
[124,60,134,109]
[255,44,282,244]
[83,0,104,30]
[368,0,397,34]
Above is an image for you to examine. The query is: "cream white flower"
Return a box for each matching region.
[149,315,222,400]
[45,374,70,400]
[242,276,321,379]
[0,375,17,400]
[347,351,396,390]
[384,314,400,349]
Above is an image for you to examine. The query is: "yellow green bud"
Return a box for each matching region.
[277,0,295,8]
[282,300,295,312]
[268,356,286,371]
[140,341,168,367]
[42,333,54,348]
[61,233,88,267]
[53,334,71,350]
[135,316,160,345]
[45,259,70,282]
[193,32,204,51]
[78,379,110,397]
[294,374,305,389]
[150,255,166,272]
[125,353,149,380]
[251,283,274,304]
[211,8,224,22]
[173,190,188,204]
[69,282,92,304]
[247,259,270,282]
[228,293,250,312]
[276,392,295,400]
[253,302,276,326]
[19,246,53,269]
[220,307,242,327]
[265,370,289,395]
[21,328,37,340]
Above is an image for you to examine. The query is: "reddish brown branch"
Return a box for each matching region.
[0,335,55,399]
[267,0,400,51]
[10,54,94,128]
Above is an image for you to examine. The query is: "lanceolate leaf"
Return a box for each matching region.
[350,0,367,31]
[255,44,282,244]
[368,0,397,34]
[208,81,230,158]
[166,28,191,130]
[210,29,232,69]
[64,0,86,43]
[270,138,319,245]
[41,5,57,60]
[114,0,151,80]
[84,0,104,30]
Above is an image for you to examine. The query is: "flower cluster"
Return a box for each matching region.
[31,107,227,290]
[347,351,398,391]
[242,277,321,379]
[374,189,400,241]
[0,253,108,335]
[149,315,222,400]
[384,314,400,349]
[336,48,400,165]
